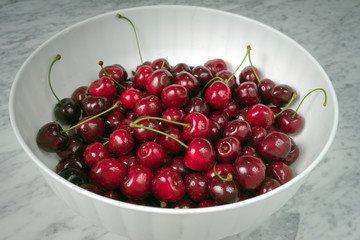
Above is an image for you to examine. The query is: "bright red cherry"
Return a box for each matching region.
[215,70,237,92]
[161,84,189,108]
[233,155,266,190]
[204,81,232,109]
[258,132,291,162]
[134,95,162,117]
[246,104,274,128]
[223,119,252,143]
[161,107,185,129]
[120,88,143,109]
[216,136,242,164]
[120,164,153,200]
[239,66,261,85]
[157,127,185,155]
[146,69,174,96]
[277,109,304,134]
[108,129,135,156]
[204,58,227,75]
[184,138,216,171]
[136,142,167,169]
[266,161,294,185]
[88,76,117,100]
[133,118,161,143]
[182,112,212,142]
[83,142,111,167]
[174,71,200,97]
[90,158,126,190]
[235,82,260,106]
[152,168,186,202]
[203,163,235,181]
[134,65,154,89]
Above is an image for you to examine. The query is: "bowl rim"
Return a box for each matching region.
[9,4,339,215]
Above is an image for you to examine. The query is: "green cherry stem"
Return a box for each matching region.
[116,13,143,64]
[48,54,62,105]
[292,88,327,118]
[274,91,297,119]
[129,122,189,149]
[161,60,166,69]
[196,76,225,97]
[247,45,261,83]
[225,45,251,84]
[132,116,190,128]
[213,162,233,181]
[98,61,126,90]
[60,103,120,133]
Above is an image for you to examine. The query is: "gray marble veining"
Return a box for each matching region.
[1,0,359,239]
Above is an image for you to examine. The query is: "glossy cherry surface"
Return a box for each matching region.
[182,112,212,142]
[216,136,242,164]
[136,142,167,169]
[121,164,153,200]
[90,158,126,190]
[204,81,232,109]
[246,104,274,128]
[233,155,266,190]
[152,168,186,202]
[258,132,291,162]
[108,129,135,156]
[184,138,216,171]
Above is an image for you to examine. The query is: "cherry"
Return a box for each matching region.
[258,78,275,103]
[221,99,240,120]
[283,137,300,165]
[104,191,121,200]
[58,167,88,186]
[157,127,185,155]
[249,126,267,148]
[56,136,85,160]
[161,84,189,108]
[184,138,216,171]
[191,65,213,85]
[277,109,304,134]
[204,81,232,109]
[117,155,138,168]
[235,81,260,106]
[233,155,266,190]
[239,65,261,85]
[81,96,110,117]
[171,62,191,76]
[256,177,280,196]
[75,116,105,143]
[146,69,174,96]
[161,107,185,129]
[204,58,227,75]
[136,142,167,169]
[121,164,153,200]
[133,118,161,143]
[258,132,291,162]
[134,95,162,117]
[120,88,143,109]
[240,146,260,158]
[174,71,200,97]
[223,119,252,143]
[71,86,88,105]
[152,168,186,203]
[99,64,128,83]
[134,65,154,89]
[182,112,212,142]
[185,173,209,202]
[56,156,87,173]
[197,200,218,208]
[126,110,137,120]
[266,161,294,185]
[172,199,196,209]
[88,76,117,100]
[208,120,222,142]
[246,104,274,129]
[90,158,126,190]
[108,129,135,156]
[215,70,237,92]
[216,136,242,164]
[204,163,235,181]
[117,118,134,132]
[208,177,241,204]
[209,112,228,133]
[169,156,190,177]
[104,111,124,132]
[269,84,294,108]
[83,141,111,167]
[235,106,250,121]
[150,57,171,71]
[185,97,210,116]
[36,122,68,152]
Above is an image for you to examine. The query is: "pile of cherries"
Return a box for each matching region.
[36,15,326,208]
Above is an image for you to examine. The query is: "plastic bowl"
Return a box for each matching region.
[9,5,338,240]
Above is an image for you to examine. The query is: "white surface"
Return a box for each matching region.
[1,0,359,240]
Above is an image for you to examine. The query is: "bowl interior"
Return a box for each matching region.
[10,5,338,211]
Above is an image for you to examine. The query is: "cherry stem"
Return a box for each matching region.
[274,91,297,119]
[130,123,189,149]
[225,45,251,84]
[247,45,261,83]
[292,88,327,118]
[161,60,166,69]
[213,162,232,181]
[60,103,120,133]
[98,61,126,90]
[132,116,190,128]
[48,54,62,105]
[116,13,143,64]
[196,76,225,97]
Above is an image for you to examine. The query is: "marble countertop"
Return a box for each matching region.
[1,0,359,239]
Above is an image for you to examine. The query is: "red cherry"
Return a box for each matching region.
[134,65,154,89]
[104,111,124,132]
[83,142,111,167]
[197,200,218,208]
[208,177,241,204]
[249,126,267,148]
[99,64,127,83]
[36,122,68,152]
[75,116,105,143]
[266,161,294,185]
[146,69,174,96]
[191,65,213,85]
[184,138,216,171]
[81,96,110,117]
[71,86,88,105]
[161,107,185,129]
[120,164,153,200]
[54,98,81,125]
[136,142,167,169]
[216,136,242,164]
[161,84,189,108]
[171,62,191,76]
[133,118,161,143]
[256,177,281,196]
[235,81,260,106]
[240,146,260,158]
[152,168,186,202]
[134,95,162,117]
[88,76,117,100]
[185,97,210,116]
[233,155,266,190]
[203,163,235,181]
[150,58,171,71]
[185,173,209,202]
[108,129,135,156]
[223,119,252,143]
[157,127,185,155]
[204,58,227,75]
[246,104,274,128]
[172,199,196,209]
[90,158,126,190]
[117,155,138,168]
[182,112,212,142]
[258,132,291,162]
[174,71,200,97]
[56,136,85,160]
[239,65,261,85]
[221,99,240,120]
[269,84,294,108]
[258,78,275,103]
[120,88,143,109]
[277,109,304,134]
[283,137,300,165]
[169,156,190,177]
[215,70,237,92]
[204,81,232,109]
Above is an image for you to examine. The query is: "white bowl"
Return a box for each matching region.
[9,5,338,240]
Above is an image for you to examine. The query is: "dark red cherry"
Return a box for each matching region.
[54,98,81,125]
[99,64,127,83]
[233,155,266,190]
[182,112,212,142]
[258,78,275,103]
[152,168,186,202]
[172,199,196,209]
[266,161,294,185]
[56,156,87,173]
[120,88,143,109]
[235,82,260,106]
[191,65,214,85]
[80,184,104,195]
[133,118,161,143]
[223,119,252,143]
[117,118,134,132]
[256,177,281,196]
[283,137,300,165]
[36,122,68,152]
[249,126,267,148]
[235,107,250,121]
[208,177,241,204]
[81,96,110,117]
[277,109,304,134]
[239,66,261,85]
[134,95,162,117]
[204,58,227,75]
[121,164,153,200]
[104,111,124,132]
[174,71,200,97]
[269,84,294,108]
[90,158,126,190]
[204,163,235,181]
[146,69,174,96]
[197,200,218,208]
[169,156,190,177]
[204,81,232,109]
[75,116,105,143]
[221,99,240,120]
[83,141,111,167]
[208,120,222,142]
[150,58,171,71]
[246,104,274,129]
[161,84,189,108]
[104,191,121,200]
[185,173,209,202]
[185,97,210,116]
[157,127,185,155]
[184,138,216,171]
[171,62,191,76]
[215,70,237,92]
[161,107,185,129]
[240,146,260,158]
[258,132,291,162]
[117,155,138,168]
[210,111,228,132]
[134,65,154,89]
[136,142,167,169]
[108,129,135,156]
[56,136,85,160]
[216,136,242,164]
[88,76,117,100]
[71,86,88,105]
